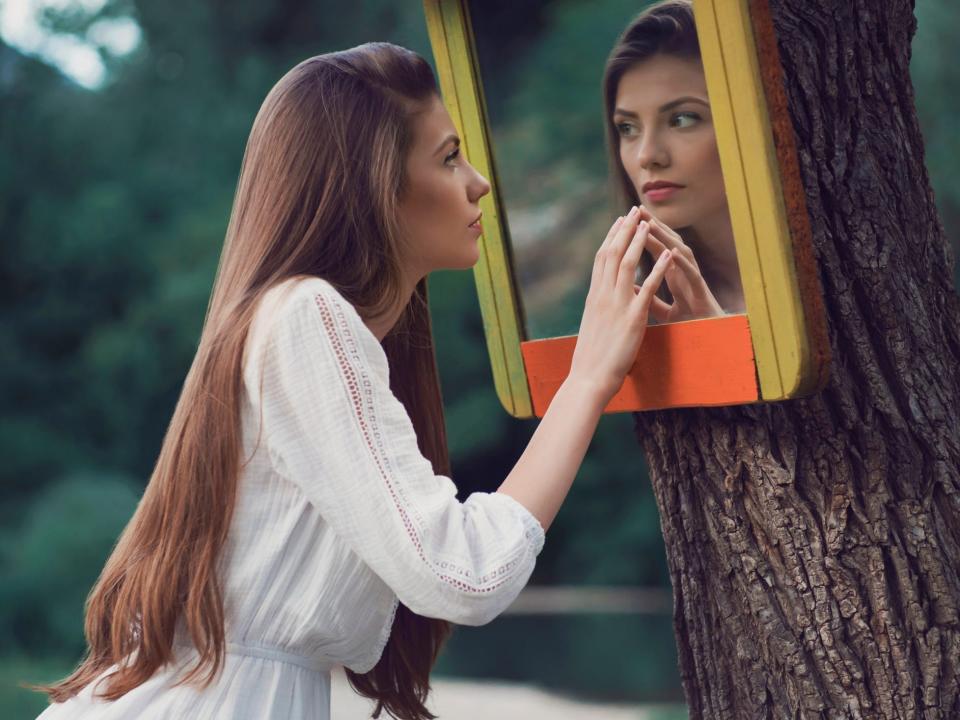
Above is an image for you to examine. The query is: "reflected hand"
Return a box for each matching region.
[569,207,673,403]
[637,206,724,322]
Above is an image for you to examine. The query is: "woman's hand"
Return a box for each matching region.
[498,208,670,530]
[637,206,724,322]
[567,207,673,403]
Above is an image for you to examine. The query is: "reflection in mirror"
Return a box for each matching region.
[469,0,744,340]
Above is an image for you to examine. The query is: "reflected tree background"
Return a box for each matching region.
[1,0,957,717]
[472,0,651,338]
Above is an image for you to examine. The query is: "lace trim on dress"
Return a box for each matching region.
[315,292,527,594]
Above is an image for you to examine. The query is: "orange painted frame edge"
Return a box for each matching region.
[521,314,758,417]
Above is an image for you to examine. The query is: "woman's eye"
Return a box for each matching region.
[670,112,701,129]
[615,122,638,138]
[444,147,461,165]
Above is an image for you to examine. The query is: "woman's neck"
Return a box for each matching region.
[363,271,421,342]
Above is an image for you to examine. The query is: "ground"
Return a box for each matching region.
[330,668,687,719]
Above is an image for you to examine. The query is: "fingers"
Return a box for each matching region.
[647,218,684,252]
[617,220,650,289]
[667,249,725,317]
[649,295,673,322]
[652,215,683,244]
[602,206,641,287]
[632,286,673,321]
[637,204,660,226]
[643,233,669,259]
[668,247,705,284]
[637,217,680,260]
[599,215,625,253]
[592,215,624,287]
[638,206,694,260]
[639,205,681,238]
[634,250,673,314]
[643,235,686,299]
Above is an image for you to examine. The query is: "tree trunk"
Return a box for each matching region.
[634,1,960,717]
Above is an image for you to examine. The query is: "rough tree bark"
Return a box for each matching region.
[635,1,960,718]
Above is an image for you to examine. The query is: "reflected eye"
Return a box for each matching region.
[444,147,461,165]
[615,121,639,138]
[670,111,701,129]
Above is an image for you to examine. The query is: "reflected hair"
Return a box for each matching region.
[40,42,450,720]
[603,0,700,209]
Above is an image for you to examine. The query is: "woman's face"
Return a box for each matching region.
[613,54,728,235]
[397,94,491,280]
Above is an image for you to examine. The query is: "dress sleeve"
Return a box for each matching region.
[252,280,545,626]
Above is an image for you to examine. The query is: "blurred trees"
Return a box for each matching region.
[913,0,960,287]
[1,0,671,712]
[1,0,958,716]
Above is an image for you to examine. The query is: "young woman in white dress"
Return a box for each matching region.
[35,42,672,720]
[604,0,745,320]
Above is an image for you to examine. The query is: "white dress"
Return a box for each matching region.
[37,276,545,719]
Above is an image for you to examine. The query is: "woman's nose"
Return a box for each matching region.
[468,163,491,202]
[637,133,669,169]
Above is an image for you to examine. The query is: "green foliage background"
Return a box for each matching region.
[1,0,957,716]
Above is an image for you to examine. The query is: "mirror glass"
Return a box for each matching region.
[469,0,746,339]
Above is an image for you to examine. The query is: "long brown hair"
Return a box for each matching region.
[41,43,451,720]
[603,0,700,209]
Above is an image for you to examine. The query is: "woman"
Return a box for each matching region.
[604,0,745,320]
[35,43,671,720]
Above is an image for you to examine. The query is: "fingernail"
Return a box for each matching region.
[629,206,639,216]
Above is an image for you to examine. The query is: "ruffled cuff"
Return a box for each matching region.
[489,491,546,557]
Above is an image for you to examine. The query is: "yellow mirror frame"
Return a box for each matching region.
[423,0,830,419]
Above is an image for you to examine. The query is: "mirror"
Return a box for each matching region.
[468,0,745,340]
[424,0,830,418]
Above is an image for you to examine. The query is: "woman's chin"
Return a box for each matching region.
[647,207,686,228]
[464,241,482,268]
[444,250,481,272]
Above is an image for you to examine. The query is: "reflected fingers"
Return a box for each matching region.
[638,207,691,257]
[632,287,673,322]
[669,248,705,284]
[644,233,669,258]
[649,294,674,323]
[634,250,673,313]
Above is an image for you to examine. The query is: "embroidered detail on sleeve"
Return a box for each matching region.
[314,291,526,595]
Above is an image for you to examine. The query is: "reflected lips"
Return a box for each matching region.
[642,181,683,203]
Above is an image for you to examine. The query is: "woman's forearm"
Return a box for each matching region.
[496,210,672,533]
[496,376,609,532]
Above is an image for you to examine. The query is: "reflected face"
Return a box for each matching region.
[613,55,727,234]
[397,94,491,280]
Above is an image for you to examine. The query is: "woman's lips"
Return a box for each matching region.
[643,183,683,203]
[468,214,483,233]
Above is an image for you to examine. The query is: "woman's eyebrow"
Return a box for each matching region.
[434,134,460,155]
[613,96,709,119]
[658,96,710,112]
